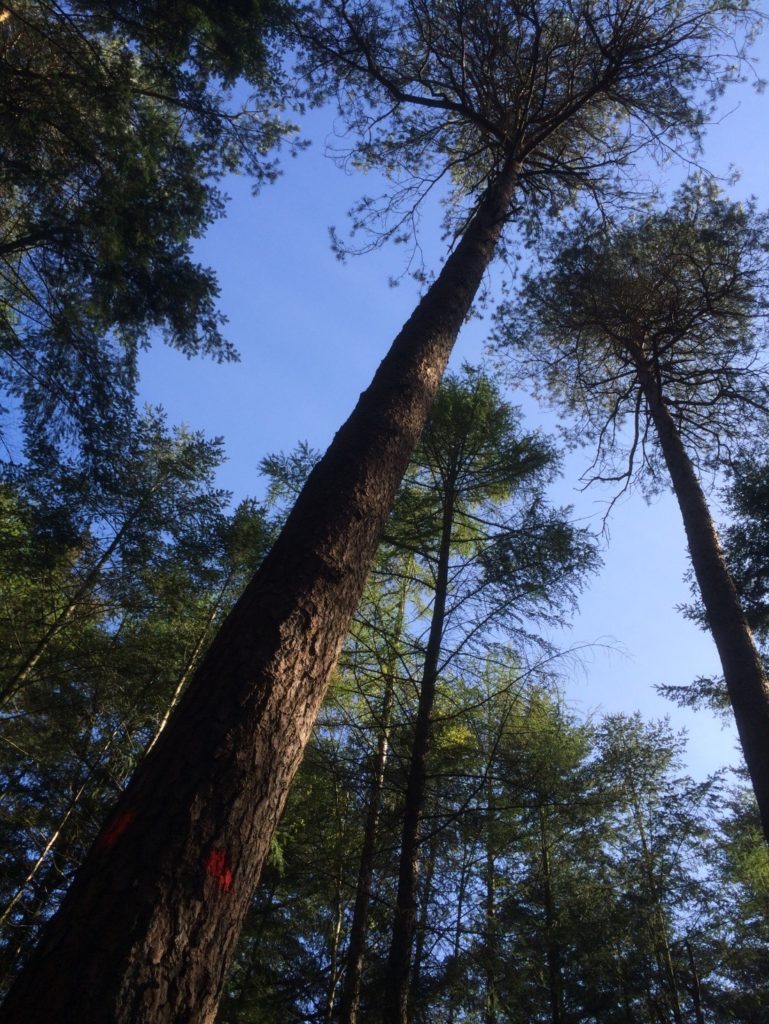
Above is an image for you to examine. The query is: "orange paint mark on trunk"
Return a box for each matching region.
[206,848,233,893]
[99,808,135,848]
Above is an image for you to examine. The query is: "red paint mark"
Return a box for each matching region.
[206,848,233,893]
[99,809,135,848]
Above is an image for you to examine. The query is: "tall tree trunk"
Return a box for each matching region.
[446,844,471,1024]
[684,938,705,1024]
[625,773,682,1024]
[484,772,498,1024]
[616,946,636,1024]
[383,476,456,1024]
[145,583,230,755]
[635,358,769,842]
[410,828,439,1024]
[337,581,404,1024]
[325,868,347,1024]
[0,158,519,1024]
[539,808,563,1024]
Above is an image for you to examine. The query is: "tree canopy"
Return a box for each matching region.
[299,0,756,253]
[494,178,769,493]
[0,0,294,458]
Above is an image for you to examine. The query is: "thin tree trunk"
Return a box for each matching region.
[1,520,129,705]
[539,808,563,1024]
[145,584,229,755]
[625,775,682,1024]
[684,938,705,1024]
[0,157,519,1024]
[337,581,405,1024]
[484,777,498,1024]
[410,828,439,1024]
[616,946,636,1024]
[0,715,130,936]
[383,474,456,1024]
[635,358,769,843]
[1,590,223,935]
[446,844,471,1024]
[325,869,347,1024]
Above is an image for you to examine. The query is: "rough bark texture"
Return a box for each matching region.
[636,360,769,843]
[384,479,455,1024]
[0,160,519,1024]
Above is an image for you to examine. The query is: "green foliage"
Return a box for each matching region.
[0,0,295,457]
[494,178,769,492]
[390,367,597,658]
[493,180,769,491]
[299,0,756,255]
[720,449,769,636]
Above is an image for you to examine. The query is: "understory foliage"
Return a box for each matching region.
[218,677,769,1024]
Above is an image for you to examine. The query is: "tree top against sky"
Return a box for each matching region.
[298,0,761,252]
[494,178,769,494]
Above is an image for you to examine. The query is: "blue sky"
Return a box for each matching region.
[138,29,769,781]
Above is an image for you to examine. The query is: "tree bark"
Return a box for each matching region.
[383,475,456,1024]
[484,780,498,1024]
[635,357,769,843]
[0,157,519,1024]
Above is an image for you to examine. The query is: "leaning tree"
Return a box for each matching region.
[0,3,758,1022]
[494,178,769,840]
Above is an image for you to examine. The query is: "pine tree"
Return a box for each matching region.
[0,5,753,1019]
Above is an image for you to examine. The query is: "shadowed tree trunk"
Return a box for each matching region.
[484,775,499,1024]
[0,157,519,1024]
[684,939,705,1024]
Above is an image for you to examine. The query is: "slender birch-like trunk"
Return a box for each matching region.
[410,828,439,1024]
[0,158,519,1024]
